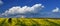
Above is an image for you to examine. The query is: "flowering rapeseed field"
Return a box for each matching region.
[0,18,60,26]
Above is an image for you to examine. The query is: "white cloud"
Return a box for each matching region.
[52,7,59,12]
[0,0,3,5]
[1,4,44,17]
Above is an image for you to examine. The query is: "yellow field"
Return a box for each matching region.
[0,18,60,26]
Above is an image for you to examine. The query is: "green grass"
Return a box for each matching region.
[0,18,60,26]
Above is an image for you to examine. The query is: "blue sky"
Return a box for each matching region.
[0,0,60,18]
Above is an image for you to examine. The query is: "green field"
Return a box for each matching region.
[0,18,60,26]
